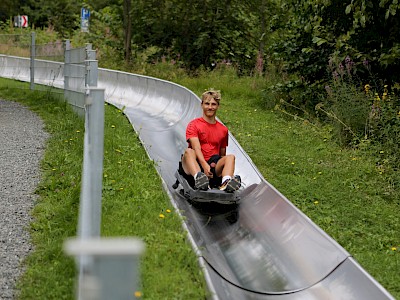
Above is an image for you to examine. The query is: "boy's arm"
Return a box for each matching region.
[188,137,212,177]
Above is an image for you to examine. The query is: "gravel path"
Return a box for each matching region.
[0,100,48,299]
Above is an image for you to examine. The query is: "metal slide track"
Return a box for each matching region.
[0,56,394,299]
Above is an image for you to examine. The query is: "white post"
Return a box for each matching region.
[64,238,145,300]
[30,32,35,90]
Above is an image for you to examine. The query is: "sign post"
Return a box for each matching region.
[81,8,90,33]
[14,15,28,28]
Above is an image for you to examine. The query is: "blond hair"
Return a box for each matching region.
[201,89,221,104]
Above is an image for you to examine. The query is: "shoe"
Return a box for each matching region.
[219,175,241,193]
[194,172,209,190]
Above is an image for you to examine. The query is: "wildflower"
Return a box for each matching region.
[380,150,384,154]
[111,125,116,128]
[364,84,370,93]
[391,247,397,251]
[159,214,165,219]
[166,209,171,213]
[76,130,80,133]
[314,200,319,204]
[345,56,354,75]
[134,291,143,298]
[291,162,295,165]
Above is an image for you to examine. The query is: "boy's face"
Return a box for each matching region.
[202,98,219,118]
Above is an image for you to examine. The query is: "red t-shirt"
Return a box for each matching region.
[186,117,228,161]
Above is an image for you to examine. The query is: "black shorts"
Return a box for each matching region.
[179,154,223,188]
[204,155,223,188]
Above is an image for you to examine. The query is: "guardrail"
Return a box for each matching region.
[0,43,144,300]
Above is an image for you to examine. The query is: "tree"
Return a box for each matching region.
[21,0,80,36]
[123,0,132,62]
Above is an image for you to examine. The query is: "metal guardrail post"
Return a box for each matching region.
[30,32,35,90]
[64,238,145,300]
[86,44,98,87]
[76,87,105,300]
[64,40,71,98]
[86,60,98,87]
[78,88,105,239]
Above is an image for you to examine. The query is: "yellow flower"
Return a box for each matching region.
[166,209,171,213]
[134,291,142,298]
[314,201,319,204]
[159,214,165,219]
[111,125,116,128]
[391,247,397,251]
[76,130,80,133]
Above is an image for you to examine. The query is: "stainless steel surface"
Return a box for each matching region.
[0,56,394,299]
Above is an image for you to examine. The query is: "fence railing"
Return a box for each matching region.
[0,35,144,300]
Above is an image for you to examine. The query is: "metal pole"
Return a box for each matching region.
[78,88,104,238]
[64,238,145,300]
[30,32,35,90]
[77,87,105,300]
[64,39,71,99]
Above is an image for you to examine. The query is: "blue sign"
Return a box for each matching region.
[81,8,90,32]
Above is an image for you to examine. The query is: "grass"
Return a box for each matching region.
[0,64,399,299]
[0,78,207,299]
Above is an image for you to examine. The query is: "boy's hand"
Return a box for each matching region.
[202,163,213,178]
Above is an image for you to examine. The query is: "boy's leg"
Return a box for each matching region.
[215,155,241,192]
[182,148,201,176]
[214,154,235,178]
[182,148,208,190]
